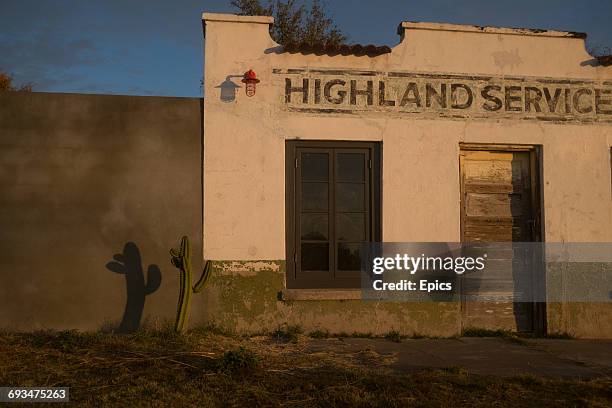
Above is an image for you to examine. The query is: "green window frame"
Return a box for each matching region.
[285,140,381,289]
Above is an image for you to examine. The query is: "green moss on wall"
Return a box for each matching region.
[201,260,461,336]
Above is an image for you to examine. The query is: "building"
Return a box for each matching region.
[0,13,610,337]
[200,14,611,337]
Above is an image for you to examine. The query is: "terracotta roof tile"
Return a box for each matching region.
[282,42,391,57]
[596,55,612,66]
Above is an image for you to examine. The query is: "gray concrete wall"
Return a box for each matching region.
[0,92,204,331]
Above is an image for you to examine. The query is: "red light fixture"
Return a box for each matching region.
[241,69,260,97]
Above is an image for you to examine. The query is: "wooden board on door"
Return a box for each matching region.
[460,148,538,332]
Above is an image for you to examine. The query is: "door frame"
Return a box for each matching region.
[459,143,546,335]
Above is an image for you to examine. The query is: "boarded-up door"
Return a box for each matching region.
[460,148,539,332]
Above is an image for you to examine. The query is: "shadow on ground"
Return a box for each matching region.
[306,337,612,378]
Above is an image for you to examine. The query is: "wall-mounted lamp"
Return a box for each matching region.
[241,69,260,97]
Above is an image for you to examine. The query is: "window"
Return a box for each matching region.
[286,141,381,288]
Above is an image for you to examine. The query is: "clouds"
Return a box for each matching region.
[0,33,106,80]
[0,0,228,95]
[0,0,610,97]
[0,2,115,91]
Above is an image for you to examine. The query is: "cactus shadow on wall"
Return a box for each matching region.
[106,242,162,333]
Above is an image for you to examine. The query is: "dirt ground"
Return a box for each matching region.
[1,328,611,407]
[307,336,612,378]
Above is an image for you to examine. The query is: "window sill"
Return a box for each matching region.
[280,289,362,301]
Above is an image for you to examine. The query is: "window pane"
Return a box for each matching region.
[301,213,328,240]
[336,213,365,241]
[336,183,364,211]
[302,182,328,211]
[337,153,364,181]
[302,152,328,181]
[338,243,362,271]
[301,243,329,271]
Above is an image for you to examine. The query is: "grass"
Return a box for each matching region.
[350,332,375,338]
[384,330,403,343]
[309,329,434,341]
[309,329,330,339]
[0,329,609,407]
[218,347,261,373]
[272,324,303,343]
[462,328,513,337]
[461,327,522,343]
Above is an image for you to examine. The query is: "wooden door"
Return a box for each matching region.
[460,148,538,332]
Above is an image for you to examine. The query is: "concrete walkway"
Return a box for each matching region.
[306,337,612,378]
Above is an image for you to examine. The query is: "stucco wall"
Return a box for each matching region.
[203,15,612,260]
[0,92,204,331]
[201,14,612,337]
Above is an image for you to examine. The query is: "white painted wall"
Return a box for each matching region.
[202,13,612,261]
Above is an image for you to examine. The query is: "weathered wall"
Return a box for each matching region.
[200,261,460,337]
[0,92,204,331]
[203,16,612,258]
[202,14,612,337]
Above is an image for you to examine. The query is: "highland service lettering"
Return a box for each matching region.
[283,75,612,119]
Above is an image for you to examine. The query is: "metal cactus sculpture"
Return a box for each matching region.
[170,236,212,333]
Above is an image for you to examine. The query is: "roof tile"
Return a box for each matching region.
[282,42,391,57]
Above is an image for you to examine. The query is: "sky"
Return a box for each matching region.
[1,0,611,97]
